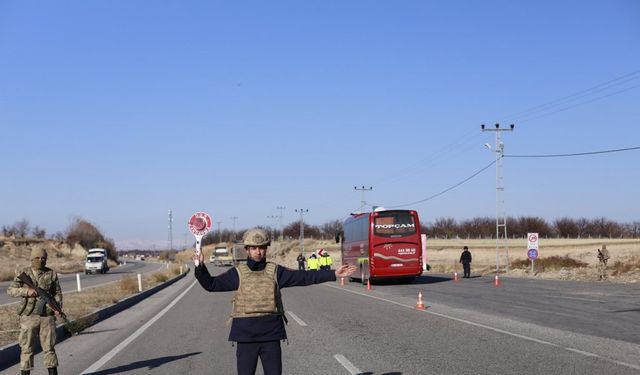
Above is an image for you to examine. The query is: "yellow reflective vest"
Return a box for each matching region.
[307,257,319,270]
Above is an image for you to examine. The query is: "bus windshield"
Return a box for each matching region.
[373,211,417,237]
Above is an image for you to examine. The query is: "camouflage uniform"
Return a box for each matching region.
[596,247,610,280]
[7,249,62,373]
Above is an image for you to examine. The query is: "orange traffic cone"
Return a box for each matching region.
[454,271,459,283]
[340,277,345,286]
[494,274,501,287]
[366,279,372,291]
[416,292,426,310]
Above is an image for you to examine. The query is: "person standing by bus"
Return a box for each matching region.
[459,246,472,278]
[194,228,356,375]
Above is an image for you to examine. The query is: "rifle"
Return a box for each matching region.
[17,272,75,333]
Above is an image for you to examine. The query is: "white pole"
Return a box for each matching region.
[76,273,81,292]
[180,265,183,274]
[137,273,142,292]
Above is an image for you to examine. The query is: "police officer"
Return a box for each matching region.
[7,248,62,375]
[459,246,472,278]
[194,228,356,375]
[307,253,319,271]
[318,249,333,271]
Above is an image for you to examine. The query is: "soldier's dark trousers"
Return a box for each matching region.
[236,341,282,375]
[298,263,305,271]
[463,263,471,278]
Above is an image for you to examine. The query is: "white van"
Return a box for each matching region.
[85,248,109,274]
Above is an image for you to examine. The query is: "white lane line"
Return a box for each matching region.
[334,354,362,375]
[81,280,198,374]
[286,311,308,326]
[325,284,640,371]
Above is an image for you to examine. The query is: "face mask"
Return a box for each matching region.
[31,257,46,270]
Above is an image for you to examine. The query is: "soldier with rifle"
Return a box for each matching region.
[597,245,610,280]
[7,248,63,375]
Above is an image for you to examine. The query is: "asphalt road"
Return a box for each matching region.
[1,266,638,374]
[0,260,166,306]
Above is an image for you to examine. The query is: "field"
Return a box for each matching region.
[257,237,640,283]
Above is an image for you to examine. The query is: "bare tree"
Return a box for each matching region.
[32,226,46,239]
[14,219,31,238]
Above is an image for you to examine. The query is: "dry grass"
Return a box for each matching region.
[511,255,588,271]
[175,238,640,283]
[611,255,640,276]
[0,264,187,347]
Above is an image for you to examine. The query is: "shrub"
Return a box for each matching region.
[611,256,640,276]
[511,255,587,271]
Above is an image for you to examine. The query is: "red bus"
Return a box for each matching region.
[339,209,423,282]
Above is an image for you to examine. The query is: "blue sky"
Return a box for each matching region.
[1,1,639,249]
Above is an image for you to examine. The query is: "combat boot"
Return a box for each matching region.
[47,368,58,375]
[20,370,30,375]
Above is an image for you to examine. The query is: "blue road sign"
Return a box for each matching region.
[528,248,538,260]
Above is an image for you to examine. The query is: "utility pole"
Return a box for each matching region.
[216,221,223,243]
[482,123,515,274]
[276,206,286,240]
[167,209,173,251]
[267,215,279,243]
[230,216,239,242]
[354,186,373,212]
[295,209,309,256]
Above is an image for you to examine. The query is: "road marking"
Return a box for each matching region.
[325,284,640,371]
[286,311,307,326]
[80,280,198,374]
[334,354,362,374]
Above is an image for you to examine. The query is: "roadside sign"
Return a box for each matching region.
[527,248,538,260]
[527,232,539,249]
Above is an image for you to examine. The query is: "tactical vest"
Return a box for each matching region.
[231,262,284,318]
[12,267,58,316]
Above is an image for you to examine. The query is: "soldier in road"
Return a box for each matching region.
[459,246,472,278]
[194,228,356,375]
[296,253,305,271]
[7,248,62,375]
[597,245,610,280]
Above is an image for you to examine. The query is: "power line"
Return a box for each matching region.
[516,83,640,124]
[506,145,640,158]
[499,70,640,124]
[387,159,497,208]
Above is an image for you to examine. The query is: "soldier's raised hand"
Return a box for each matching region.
[335,265,357,278]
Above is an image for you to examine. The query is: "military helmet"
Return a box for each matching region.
[31,247,48,259]
[243,228,271,247]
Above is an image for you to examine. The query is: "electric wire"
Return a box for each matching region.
[505,146,640,158]
[386,159,497,208]
[499,70,640,124]
[372,130,483,186]
[516,83,640,124]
